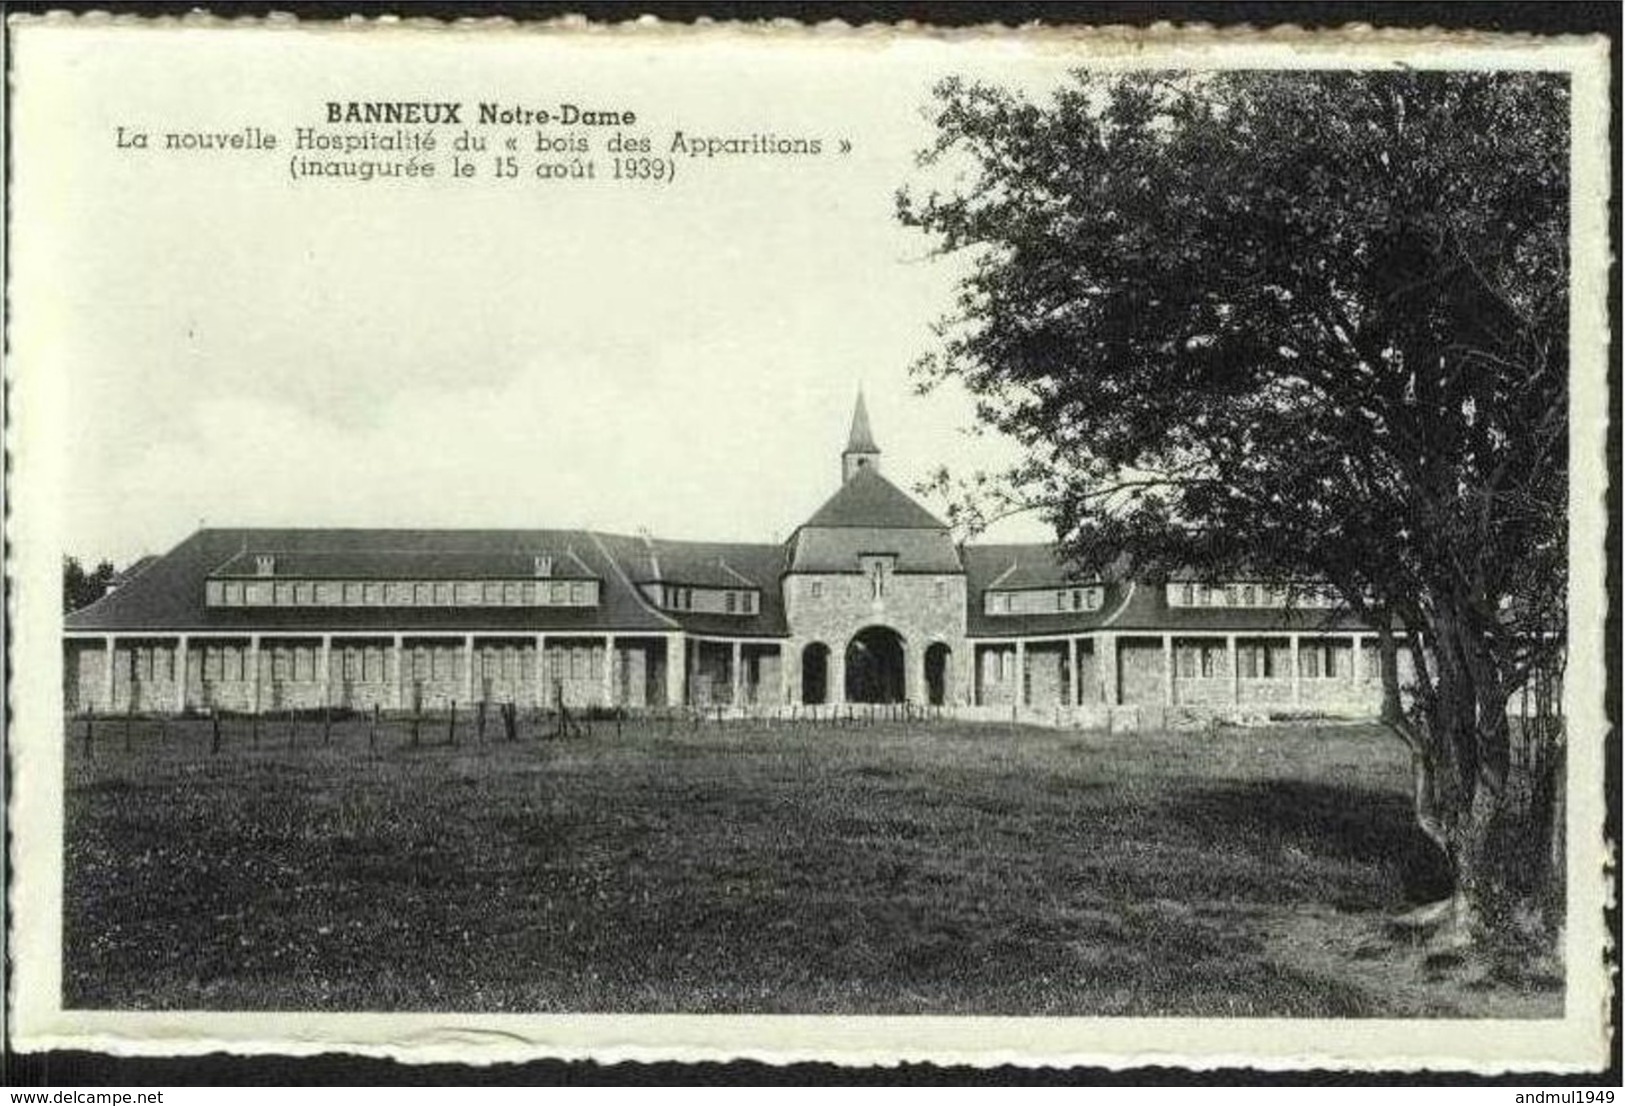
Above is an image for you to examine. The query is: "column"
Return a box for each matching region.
[393,634,405,710]
[604,634,619,707]
[730,640,743,707]
[321,635,333,708]
[779,644,792,707]
[1163,634,1175,705]
[1014,640,1026,708]
[1227,634,1239,705]
[1066,638,1079,707]
[1290,633,1302,704]
[464,634,476,704]
[103,635,117,713]
[962,647,976,707]
[1350,632,1363,683]
[1100,633,1120,706]
[249,634,262,713]
[665,633,684,708]
[831,646,847,707]
[175,635,189,713]
[910,643,927,706]
[536,634,549,709]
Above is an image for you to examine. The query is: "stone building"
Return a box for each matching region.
[63,395,1388,720]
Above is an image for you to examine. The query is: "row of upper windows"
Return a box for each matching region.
[805,578,956,600]
[1166,583,1339,609]
[205,578,600,608]
[656,585,759,615]
[985,587,1105,616]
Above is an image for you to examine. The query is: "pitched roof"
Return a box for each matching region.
[801,466,945,530]
[846,391,878,453]
[592,533,790,637]
[64,529,678,634]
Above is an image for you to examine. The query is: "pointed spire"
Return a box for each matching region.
[847,389,878,453]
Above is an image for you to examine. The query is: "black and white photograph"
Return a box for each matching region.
[6,15,1612,1073]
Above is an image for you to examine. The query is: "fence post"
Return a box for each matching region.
[84,715,94,761]
[477,699,487,744]
[323,705,331,746]
[211,713,221,756]
[370,702,379,752]
[448,701,458,745]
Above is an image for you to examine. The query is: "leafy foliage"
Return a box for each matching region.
[900,70,1569,956]
[64,556,118,613]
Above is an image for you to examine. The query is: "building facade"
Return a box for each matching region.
[63,396,1390,721]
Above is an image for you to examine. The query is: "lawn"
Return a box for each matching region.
[61,712,1562,1016]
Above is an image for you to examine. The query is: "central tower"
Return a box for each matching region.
[841,390,881,483]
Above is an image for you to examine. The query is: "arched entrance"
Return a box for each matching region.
[801,642,830,705]
[924,642,951,706]
[845,626,905,704]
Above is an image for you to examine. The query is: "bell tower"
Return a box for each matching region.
[841,390,881,483]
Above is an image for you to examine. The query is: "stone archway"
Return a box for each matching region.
[924,641,952,706]
[801,642,830,705]
[845,625,906,704]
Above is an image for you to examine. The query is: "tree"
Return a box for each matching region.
[64,556,117,613]
[899,70,1568,967]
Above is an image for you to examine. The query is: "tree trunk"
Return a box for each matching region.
[1379,611,1562,972]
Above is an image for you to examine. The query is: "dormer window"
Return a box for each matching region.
[534,555,553,577]
[255,555,275,576]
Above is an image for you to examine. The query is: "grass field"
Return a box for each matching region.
[62,712,1562,1016]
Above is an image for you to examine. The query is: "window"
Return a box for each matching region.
[550,582,566,605]
[483,582,500,605]
[343,582,361,605]
[295,582,313,605]
[273,649,290,681]
[534,555,553,577]
[1178,647,1198,679]
[245,583,268,605]
[413,647,428,679]
[204,647,222,680]
[811,581,823,599]
[1300,647,1322,679]
[935,579,946,599]
[255,555,275,576]
[206,581,223,605]
[457,582,479,605]
[725,592,736,613]
[999,651,1012,681]
[1181,583,1194,606]
[570,582,586,605]
[316,582,338,605]
[523,582,537,605]
[344,648,359,680]
[225,647,242,681]
[504,582,519,605]
[364,583,382,605]
[1072,589,1083,611]
[1056,590,1067,611]
[571,649,586,679]
[294,648,311,681]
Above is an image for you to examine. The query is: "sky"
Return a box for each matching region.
[15,25,1089,567]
